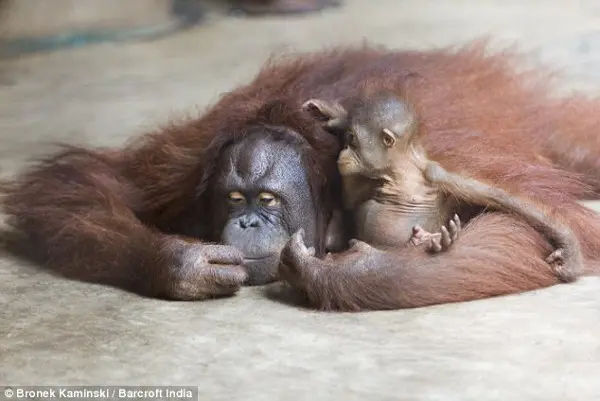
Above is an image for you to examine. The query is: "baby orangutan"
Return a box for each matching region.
[302,92,583,282]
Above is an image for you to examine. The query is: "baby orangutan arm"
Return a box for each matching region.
[424,161,583,283]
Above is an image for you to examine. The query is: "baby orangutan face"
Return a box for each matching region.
[302,93,418,178]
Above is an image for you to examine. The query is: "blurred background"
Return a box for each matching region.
[1,0,600,181]
[2,2,600,395]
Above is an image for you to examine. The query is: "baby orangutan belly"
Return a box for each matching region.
[352,199,456,251]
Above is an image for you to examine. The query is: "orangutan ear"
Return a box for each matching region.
[301,99,348,129]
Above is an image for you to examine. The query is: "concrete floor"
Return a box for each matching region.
[1,1,600,400]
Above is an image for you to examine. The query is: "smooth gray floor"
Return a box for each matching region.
[1,1,600,400]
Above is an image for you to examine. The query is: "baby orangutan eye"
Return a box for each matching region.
[382,128,396,148]
[258,192,280,207]
[228,191,246,204]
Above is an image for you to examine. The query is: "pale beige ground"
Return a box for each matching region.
[1,1,600,400]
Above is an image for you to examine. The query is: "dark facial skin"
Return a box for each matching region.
[339,95,418,176]
[210,133,318,285]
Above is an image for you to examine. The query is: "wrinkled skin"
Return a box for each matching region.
[209,132,319,285]
[161,237,248,300]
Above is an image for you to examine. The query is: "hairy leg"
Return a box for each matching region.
[278,213,560,311]
[1,147,247,300]
[424,161,584,283]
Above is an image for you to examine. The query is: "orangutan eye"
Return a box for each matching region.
[382,128,396,148]
[227,191,246,204]
[258,192,279,207]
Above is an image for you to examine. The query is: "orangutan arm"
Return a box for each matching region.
[1,146,247,300]
[278,213,560,311]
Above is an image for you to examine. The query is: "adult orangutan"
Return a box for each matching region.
[2,42,600,310]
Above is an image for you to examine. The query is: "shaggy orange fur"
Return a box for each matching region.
[3,42,600,309]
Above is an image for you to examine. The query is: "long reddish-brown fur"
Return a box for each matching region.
[2,42,600,307]
[279,212,561,311]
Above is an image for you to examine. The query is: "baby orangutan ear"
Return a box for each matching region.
[301,99,348,130]
[382,128,397,148]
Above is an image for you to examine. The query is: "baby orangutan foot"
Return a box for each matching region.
[545,248,579,283]
[410,214,462,253]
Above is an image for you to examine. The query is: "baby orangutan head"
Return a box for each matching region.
[302,92,418,177]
